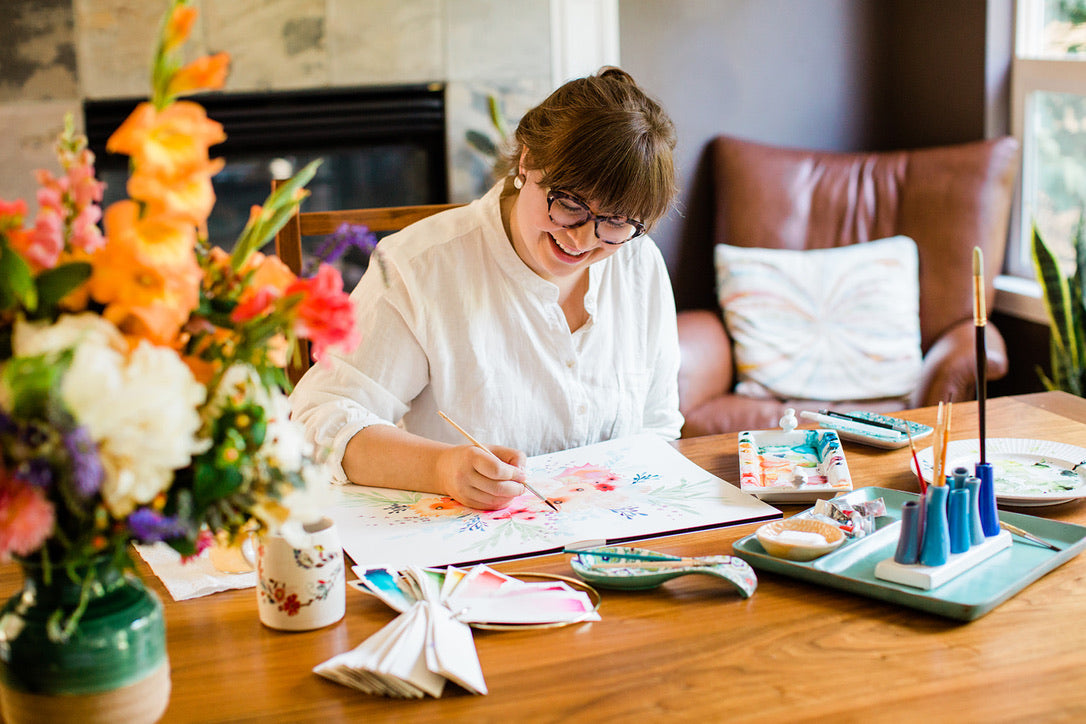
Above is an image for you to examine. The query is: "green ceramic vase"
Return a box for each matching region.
[0,557,170,723]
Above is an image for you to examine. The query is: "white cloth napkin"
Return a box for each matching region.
[134,542,256,601]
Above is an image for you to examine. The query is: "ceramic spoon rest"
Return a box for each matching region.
[568,545,758,597]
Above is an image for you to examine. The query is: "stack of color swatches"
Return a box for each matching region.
[314,564,598,698]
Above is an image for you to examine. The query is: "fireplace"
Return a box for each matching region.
[84,84,448,282]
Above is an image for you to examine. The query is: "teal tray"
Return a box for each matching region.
[732,487,1086,620]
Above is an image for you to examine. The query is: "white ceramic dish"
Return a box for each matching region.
[913,438,1086,507]
[754,518,845,561]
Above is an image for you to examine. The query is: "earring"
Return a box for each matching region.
[513,174,524,190]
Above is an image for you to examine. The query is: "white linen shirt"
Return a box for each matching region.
[289,181,684,483]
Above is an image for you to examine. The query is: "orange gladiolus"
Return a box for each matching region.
[107,101,225,177]
[91,200,202,344]
[167,53,230,97]
[127,156,224,227]
[162,5,198,54]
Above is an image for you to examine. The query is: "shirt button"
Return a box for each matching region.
[577,404,587,415]
[566,360,575,369]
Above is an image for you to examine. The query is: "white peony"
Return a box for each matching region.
[12,313,127,358]
[61,338,207,517]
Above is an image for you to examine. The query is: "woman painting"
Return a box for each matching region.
[290,67,681,509]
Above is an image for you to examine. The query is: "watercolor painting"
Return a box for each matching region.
[327,434,780,569]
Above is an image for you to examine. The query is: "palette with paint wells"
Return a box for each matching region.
[737,428,854,503]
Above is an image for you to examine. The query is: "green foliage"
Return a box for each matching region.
[1058,0,1086,25]
[1032,216,1086,395]
[0,234,36,313]
[0,350,73,420]
[229,159,321,272]
[0,234,93,321]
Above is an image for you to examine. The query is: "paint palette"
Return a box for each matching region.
[568,545,758,597]
[738,429,854,503]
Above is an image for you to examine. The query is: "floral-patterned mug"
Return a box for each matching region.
[256,517,345,631]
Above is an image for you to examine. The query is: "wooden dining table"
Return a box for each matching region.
[2,390,1085,722]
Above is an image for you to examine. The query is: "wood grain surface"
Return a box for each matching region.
[2,392,1085,722]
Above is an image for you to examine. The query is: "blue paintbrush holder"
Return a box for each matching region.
[919,484,950,567]
[975,461,1000,537]
[965,476,985,546]
[948,488,972,554]
[893,500,922,564]
[951,466,969,489]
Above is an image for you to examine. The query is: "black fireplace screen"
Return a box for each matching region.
[84,84,447,285]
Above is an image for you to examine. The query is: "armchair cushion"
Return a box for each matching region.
[715,235,922,401]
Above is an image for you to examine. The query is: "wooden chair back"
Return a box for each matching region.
[271,178,462,382]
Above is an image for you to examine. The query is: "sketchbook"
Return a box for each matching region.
[326,433,781,569]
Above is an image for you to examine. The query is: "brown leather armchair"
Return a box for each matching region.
[677,134,1020,437]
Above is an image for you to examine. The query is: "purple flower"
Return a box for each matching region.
[62,425,103,497]
[306,222,378,275]
[14,459,52,489]
[128,508,188,543]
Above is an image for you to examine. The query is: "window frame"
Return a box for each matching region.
[1006,0,1086,283]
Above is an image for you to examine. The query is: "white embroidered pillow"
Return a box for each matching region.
[714,236,922,401]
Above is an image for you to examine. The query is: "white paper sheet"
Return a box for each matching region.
[327,434,780,569]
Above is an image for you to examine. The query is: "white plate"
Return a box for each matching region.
[913,438,1086,506]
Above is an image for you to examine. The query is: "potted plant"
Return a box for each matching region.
[1031,215,1086,396]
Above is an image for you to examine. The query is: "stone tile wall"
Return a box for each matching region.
[0,0,554,208]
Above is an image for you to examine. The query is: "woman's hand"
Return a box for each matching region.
[436,444,528,510]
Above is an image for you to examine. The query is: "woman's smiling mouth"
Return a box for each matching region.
[550,233,589,260]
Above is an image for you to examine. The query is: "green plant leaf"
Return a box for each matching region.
[1032,224,1080,377]
[33,262,92,317]
[1,352,70,418]
[230,159,322,270]
[0,235,37,312]
[466,129,497,157]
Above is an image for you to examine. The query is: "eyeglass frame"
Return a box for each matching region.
[545,188,647,245]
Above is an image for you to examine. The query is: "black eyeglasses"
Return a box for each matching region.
[546,189,646,245]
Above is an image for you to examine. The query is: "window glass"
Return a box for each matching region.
[1024,90,1086,270]
[1011,0,1086,277]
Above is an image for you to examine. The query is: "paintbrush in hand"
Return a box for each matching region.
[437,410,559,512]
[974,246,988,464]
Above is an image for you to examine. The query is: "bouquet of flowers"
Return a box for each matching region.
[0,0,355,637]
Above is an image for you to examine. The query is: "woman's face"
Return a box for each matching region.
[510,168,628,284]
